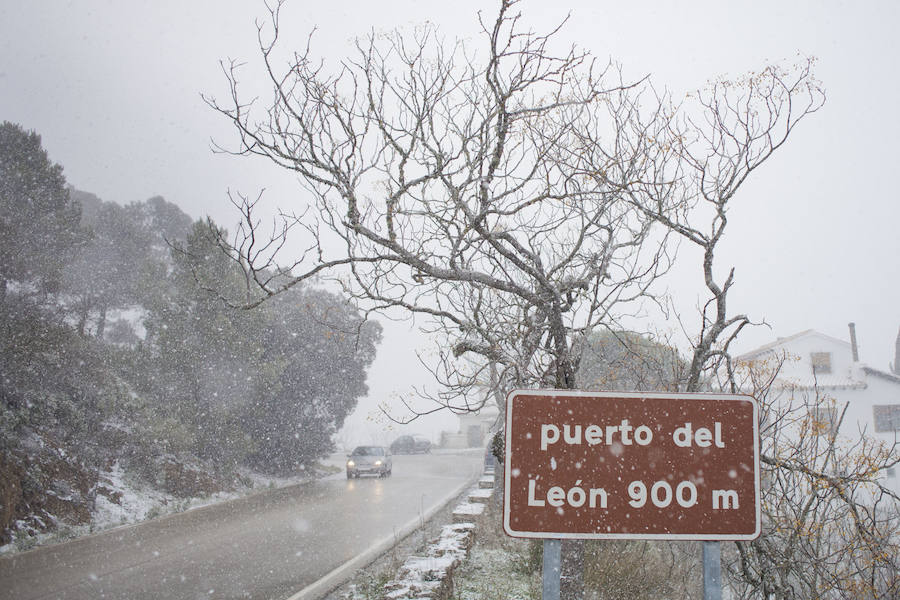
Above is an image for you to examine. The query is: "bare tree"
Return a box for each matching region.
[208,1,895,598]
[573,59,824,393]
[205,0,681,413]
[612,61,900,598]
[207,6,686,596]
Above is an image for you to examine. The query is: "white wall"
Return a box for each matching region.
[748,332,900,499]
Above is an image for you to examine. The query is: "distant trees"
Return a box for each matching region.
[64,190,154,338]
[132,221,266,468]
[577,330,686,392]
[127,220,381,476]
[245,288,381,474]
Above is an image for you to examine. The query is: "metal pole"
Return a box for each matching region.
[542,539,561,600]
[702,541,722,600]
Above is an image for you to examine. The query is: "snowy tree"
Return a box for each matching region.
[577,330,686,392]
[0,121,85,302]
[127,195,195,261]
[0,123,112,456]
[245,287,381,475]
[63,191,151,337]
[0,126,130,542]
[135,221,269,469]
[205,0,681,417]
[131,220,379,476]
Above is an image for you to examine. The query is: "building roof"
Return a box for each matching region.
[736,329,851,362]
[770,375,867,391]
[863,366,900,385]
[737,329,900,391]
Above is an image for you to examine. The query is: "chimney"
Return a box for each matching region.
[893,327,900,376]
[848,322,860,362]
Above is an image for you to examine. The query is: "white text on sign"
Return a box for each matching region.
[539,421,725,451]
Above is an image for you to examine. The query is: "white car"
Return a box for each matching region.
[346,446,392,478]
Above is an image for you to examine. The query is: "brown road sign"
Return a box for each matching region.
[503,390,760,540]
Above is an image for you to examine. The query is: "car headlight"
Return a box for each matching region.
[374,460,382,466]
[347,460,355,467]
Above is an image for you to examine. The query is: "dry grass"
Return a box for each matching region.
[452,499,541,600]
[452,496,702,600]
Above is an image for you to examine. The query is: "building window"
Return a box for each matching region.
[873,405,900,432]
[810,352,832,374]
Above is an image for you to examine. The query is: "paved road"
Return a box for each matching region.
[0,451,483,600]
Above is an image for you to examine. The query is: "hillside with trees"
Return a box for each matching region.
[0,121,381,547]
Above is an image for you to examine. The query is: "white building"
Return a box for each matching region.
[737,324,900,496]
[441,402,501,449]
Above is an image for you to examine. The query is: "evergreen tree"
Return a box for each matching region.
[246,288,381,475]
[0,122,84,301]
[577,330,687,392]
[137,221,263,470]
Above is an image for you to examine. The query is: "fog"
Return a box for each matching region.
[2,0,898,442]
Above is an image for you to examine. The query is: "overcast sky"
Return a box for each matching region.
[2,1,898,441]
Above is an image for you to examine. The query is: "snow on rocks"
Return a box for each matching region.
[382,523,475,600]
[451,502,485,523]
[452,475,493,523]
[467,488,492,503]
[381,477,493,600]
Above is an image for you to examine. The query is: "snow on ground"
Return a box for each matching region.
[0,455,344,555]
[382,522,475,600]
[94,461,326,529]
[336,471,524,600]
[453,544,540,600]
[92,461,175,527]
[99,456,345,523]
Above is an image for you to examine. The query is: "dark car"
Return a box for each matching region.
[390,434,432,455]
[346,446,392,478]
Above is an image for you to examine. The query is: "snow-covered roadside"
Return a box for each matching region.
[92,461,182,526]
[0,455,345,556]
[332,462,531,600]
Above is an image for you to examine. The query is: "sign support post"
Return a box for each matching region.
[542,539,561,600]
[702,541,722,600]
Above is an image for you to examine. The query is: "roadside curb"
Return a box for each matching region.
[287,457,485,600]
[379,467,495,600]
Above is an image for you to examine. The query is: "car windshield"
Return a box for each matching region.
[351,446,384,456]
